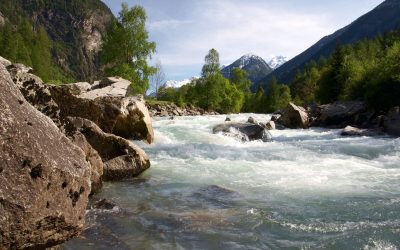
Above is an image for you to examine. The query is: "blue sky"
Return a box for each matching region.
[101,0,384,81]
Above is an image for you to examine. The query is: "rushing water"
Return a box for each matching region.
[65,114,400,250]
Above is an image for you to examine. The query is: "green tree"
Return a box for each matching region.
[201,48,220,78]
[102,3,156,95]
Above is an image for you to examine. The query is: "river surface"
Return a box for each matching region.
[64,114,400,250]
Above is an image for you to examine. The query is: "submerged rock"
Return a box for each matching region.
[277,102,309,129]
[341,126,383,137]
[0,63,91,249]
[213,122,272,142]
[66,117,150,181]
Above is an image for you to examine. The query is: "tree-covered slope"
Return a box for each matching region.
[0,0,115,82]
[256,0,400,91]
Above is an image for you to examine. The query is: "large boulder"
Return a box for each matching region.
[81,77,132,99]
[277,102,309,129]
[213,122,272,142]
[67,131,104,195]
[384,107,400,137]
[66,117,151,181]
[0,63,91,249]
[317,101,366,128]
[49,83,154,143]
[6,63,62,127]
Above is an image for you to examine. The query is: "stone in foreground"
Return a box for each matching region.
[213,122,272,142]
[66,117,151,181]
[0,64,91,249]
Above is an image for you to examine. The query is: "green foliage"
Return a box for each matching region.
[0,18,74,83]
[289,29,400,111]
[201,48,220,78]
[101,4,156,95]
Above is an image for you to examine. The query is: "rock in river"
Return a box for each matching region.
[0,63,91,249]
[277,102,309,129]
[66,117,151,181]
[213,122,272,142]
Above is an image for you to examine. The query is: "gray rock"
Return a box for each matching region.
[318,101,366,127]
[80,77,131,99]
[225,117,231,122]
[213,122,272,142]
[66,117,150,181]
[248,116,257,124]
[277,102,309,129]
[341,126,383,137]
[0,63,91,249]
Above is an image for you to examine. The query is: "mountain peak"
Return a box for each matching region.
[221,54,272,85]
[268,56,287,69]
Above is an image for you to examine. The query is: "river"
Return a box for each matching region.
[64,114,400,249]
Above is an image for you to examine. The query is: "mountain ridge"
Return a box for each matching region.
[256,0,400,91]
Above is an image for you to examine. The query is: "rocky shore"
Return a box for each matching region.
[272,101,400,137]
[147,102,219,117]
[0,57,153,248]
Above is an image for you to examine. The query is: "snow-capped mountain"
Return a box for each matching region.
[164,79,192,89]
[164,77,199,88]
[267,56,287,69]
[221,54,273,85]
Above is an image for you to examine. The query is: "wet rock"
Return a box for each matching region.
[92,199,118,210]
[277,102,309,129]
[49,84,154,143]
[225,117,231,122]
[66,117,150,181]
[384,107,400,137]
[340,126,383,137]
[213,122,272,142]
[248,116,257,124]
[0,63,91,249]
[270,114,281,122]
[266,121,276,130]
[317,101,366,128]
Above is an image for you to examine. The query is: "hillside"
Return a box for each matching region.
[221,54,272,85]
[0,0,114,82]
[256,0,400,90]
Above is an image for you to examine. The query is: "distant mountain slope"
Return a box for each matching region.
[268,56,287,69]
[221,54,273,85]
[256,0,400,91]
[0,0,115,82]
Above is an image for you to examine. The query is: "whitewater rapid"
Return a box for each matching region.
[65,114,400,249]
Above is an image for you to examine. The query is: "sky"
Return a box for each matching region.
[101,0,385,81]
